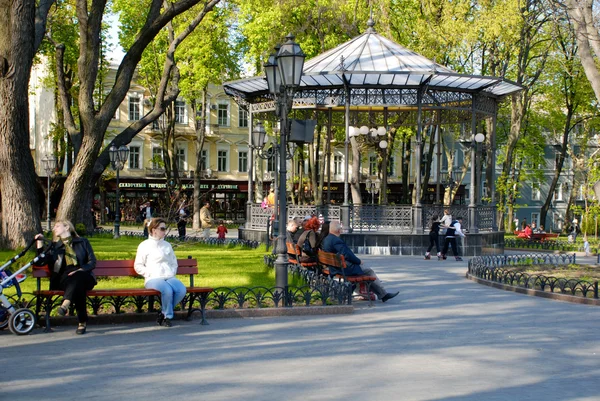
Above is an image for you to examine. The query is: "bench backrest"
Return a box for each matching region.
[286,242,299,259]
[33,259,198,278]
[317,250,346,269]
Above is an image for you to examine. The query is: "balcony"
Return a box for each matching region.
[145,168,165,177]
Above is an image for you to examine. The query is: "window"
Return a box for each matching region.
[194,105,204,130]
[578,185,585,200]
[238,151,248,173]
[129,95,141,120]
[531,213,539,226]
[388,156,396,177]
[554,152,560,169]
[554,182,569,201]
[152,147,163,169]
[553,212,562,231]
[267,156,276,172]
[369,155,377,176]
[238,108,248,128]
[333,155,343,175]
[129,146,140,169]
[218,102,229,127]
[199,149,207,171]
[176,147,185,171]
[532,181,541,201]
[174,100,186,124]
[217,150,228,172]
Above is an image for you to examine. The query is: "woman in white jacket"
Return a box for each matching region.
[134,218,186,327]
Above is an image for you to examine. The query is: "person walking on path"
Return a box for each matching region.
[200,201,213,239]
[134,218,186,328]
[425,216,441,260]
[321,221,399,302]
[441,216,466,261]
[177,205,187,241]
[34,220,97,335]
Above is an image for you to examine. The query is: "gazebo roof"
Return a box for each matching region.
[224,22,523,101]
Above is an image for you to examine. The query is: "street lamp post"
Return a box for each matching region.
[109,145,130,239]
[349,125,388,205]
[365,177,381,205]
[41,155,57,231]
[263,34,305,294]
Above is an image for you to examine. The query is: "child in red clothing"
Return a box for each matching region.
[216,223,228,240]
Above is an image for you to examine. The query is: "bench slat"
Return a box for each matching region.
[33,260,198,278]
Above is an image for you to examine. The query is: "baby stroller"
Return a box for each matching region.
[0,238,51,335]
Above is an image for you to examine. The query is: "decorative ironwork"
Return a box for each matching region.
[350,205,412,232]
[468,254,599,299]
[476,206,495,232]
[248,204,275,230]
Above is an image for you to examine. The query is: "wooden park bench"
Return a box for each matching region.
[531,233,559,241]
[317,249,377,305]
[514,230,559,242]
[33,258,213,331]
[286,242,318,270]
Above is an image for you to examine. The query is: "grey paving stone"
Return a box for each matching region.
[2,255,599,401]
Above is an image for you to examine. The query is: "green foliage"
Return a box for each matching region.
[75,223,87,236]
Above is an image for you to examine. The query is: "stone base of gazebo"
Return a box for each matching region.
[239,228,504,257]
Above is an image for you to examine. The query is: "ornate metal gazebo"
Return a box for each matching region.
[224,19,523,255]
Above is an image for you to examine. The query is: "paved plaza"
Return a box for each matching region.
[2,254,600,401]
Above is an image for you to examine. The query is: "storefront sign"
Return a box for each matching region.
[118,182,239,191]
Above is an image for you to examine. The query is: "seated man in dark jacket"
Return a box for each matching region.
[321,221,399,303]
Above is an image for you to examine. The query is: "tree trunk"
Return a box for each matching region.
[193,88,207,230]
[567,0,600,104]
[0,0,48,247]
[55,0,218,229]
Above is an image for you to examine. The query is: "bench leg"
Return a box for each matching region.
[185,293,210,325]
[43,296,53,333]
[364,282,374,307]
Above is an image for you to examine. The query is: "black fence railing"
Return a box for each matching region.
[468,253,599,299]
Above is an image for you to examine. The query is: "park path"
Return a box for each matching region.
[2,255,600,401]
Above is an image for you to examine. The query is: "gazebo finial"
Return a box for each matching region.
[366,6,376,33]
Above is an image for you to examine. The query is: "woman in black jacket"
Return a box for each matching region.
[35,220,97,334]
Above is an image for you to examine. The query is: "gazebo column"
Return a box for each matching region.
[246,111,255,228]
[491,105,498,231]
[469,99,479,233]
[341,81,351,232]
[413,89,424,234]
[381,108,389,205]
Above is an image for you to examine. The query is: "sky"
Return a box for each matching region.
[106,13,125,64]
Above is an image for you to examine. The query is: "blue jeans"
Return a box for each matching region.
[145,277,186,319]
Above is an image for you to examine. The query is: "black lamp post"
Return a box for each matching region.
[109,145,129,239]
[41,155,57,231]
[263,34,305,294]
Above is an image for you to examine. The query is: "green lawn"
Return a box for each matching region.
[1,237,281,296]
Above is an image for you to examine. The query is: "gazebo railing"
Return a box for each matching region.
[247,203,497,233]
[248,204,274,230]
[350,205,412,232]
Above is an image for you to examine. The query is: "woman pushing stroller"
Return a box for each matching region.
[34,220,97,335]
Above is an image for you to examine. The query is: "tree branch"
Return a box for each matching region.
[34,0,56,53]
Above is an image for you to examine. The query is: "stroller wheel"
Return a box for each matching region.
[9,308,36,335]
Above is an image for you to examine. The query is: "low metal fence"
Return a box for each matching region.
[468,253,599,299]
